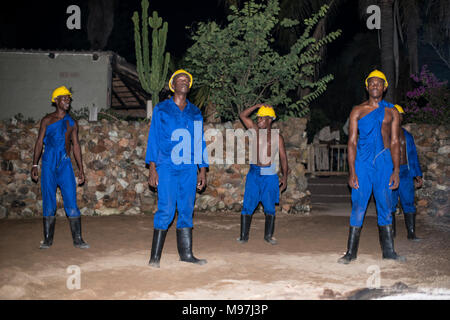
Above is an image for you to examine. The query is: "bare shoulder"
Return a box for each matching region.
[40,113,54,126]
[386,106,399,120]
[278,133,285,144]
[350,103,365,118]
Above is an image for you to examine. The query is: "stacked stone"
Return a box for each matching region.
[0,120,41,218]
[0,116,311,218]
[199,117,311,215]
[403,123,450,218]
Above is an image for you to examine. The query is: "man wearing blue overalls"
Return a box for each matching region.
[31,86,89,249]
[391,105,423,241]
[237,104,288,245]
[145,70,208,268]
[338,70,404,264]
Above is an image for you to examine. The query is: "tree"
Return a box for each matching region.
[132,0,170,106]
[185,0,341,121]
[422,0,450,70]
[87,0,117,50]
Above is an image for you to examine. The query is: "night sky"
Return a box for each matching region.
[0,0,226,62]
[2,0,445,129]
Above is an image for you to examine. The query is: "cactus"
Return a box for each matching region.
[132,0,170,106]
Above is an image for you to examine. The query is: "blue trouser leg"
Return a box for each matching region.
[260,174,279,216]
[398,166,416,214]
[154,165,197,230]
[176,166,198,229]
[41,162,57,217]
[350,162,373,227]
[241,169,260,216]
[154,165,177,230]
[242,166,279,216]
[391,188,399,213]
[350,150,394,227]
[373,149,394,226]
[41,157,81,217]
[57,158,81,217]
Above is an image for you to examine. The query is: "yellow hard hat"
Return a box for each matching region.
[365,70,388,88]
[256,105,276,120]
[169,69,193,92]
[51,86,72,103]
[394,104,405,114]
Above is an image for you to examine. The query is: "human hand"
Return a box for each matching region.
[389,172,400,190]
[148,165,159,188]
[348,173,359,189]
[414,176,423,189]
[31,166,39,182]
[279,176,287,193]
[77,170,85,185]
[197,169,207,191]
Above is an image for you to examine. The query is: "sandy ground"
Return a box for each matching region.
[1,204,450,300]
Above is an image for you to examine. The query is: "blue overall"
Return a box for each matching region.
[145,98,208,230]
[391,129,423,214]
[41,114,80,217]
[350,100,395,227]
[242,164,279,216]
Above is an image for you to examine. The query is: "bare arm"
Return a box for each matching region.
[239,103,263,130]
[31,117,49,182]
[347,107,359,189]
[279,134,288,192]
[71,120,85,185]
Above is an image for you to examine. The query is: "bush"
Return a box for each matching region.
[403,65,449,125]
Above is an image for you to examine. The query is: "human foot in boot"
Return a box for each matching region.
[338,226,361,264]
[237,214,252,243]
[264,214,277,245]
[177,228,207,265]
[379,225,406,262]
[69,217,90,249]
[39,216,56,249]
[149,229,167,268]
[404,213,421,242]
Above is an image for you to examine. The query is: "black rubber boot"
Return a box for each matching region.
[39,216,56,249]
[392,212,396,238]
[338,226,362,264]
[404,213,421,241]
[176,228,207,265]
[69,217,90,249]
[378,224,406,261]
[237,214,252,243]
[149,229,167,268]
[264,214,277,245]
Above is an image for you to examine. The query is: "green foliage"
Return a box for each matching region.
[132,0,170,106]
[185,0,341,121]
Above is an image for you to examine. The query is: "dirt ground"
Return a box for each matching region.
[1,208,450,300]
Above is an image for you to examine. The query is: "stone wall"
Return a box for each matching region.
[403,123,450,218]
[0,117,311,219]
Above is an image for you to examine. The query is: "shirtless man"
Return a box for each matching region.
[31,86,89,249]
[338,70,404,264]
[390,105,423,241]
[237,104,288,245]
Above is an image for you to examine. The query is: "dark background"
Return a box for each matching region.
[1,0,448,140]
